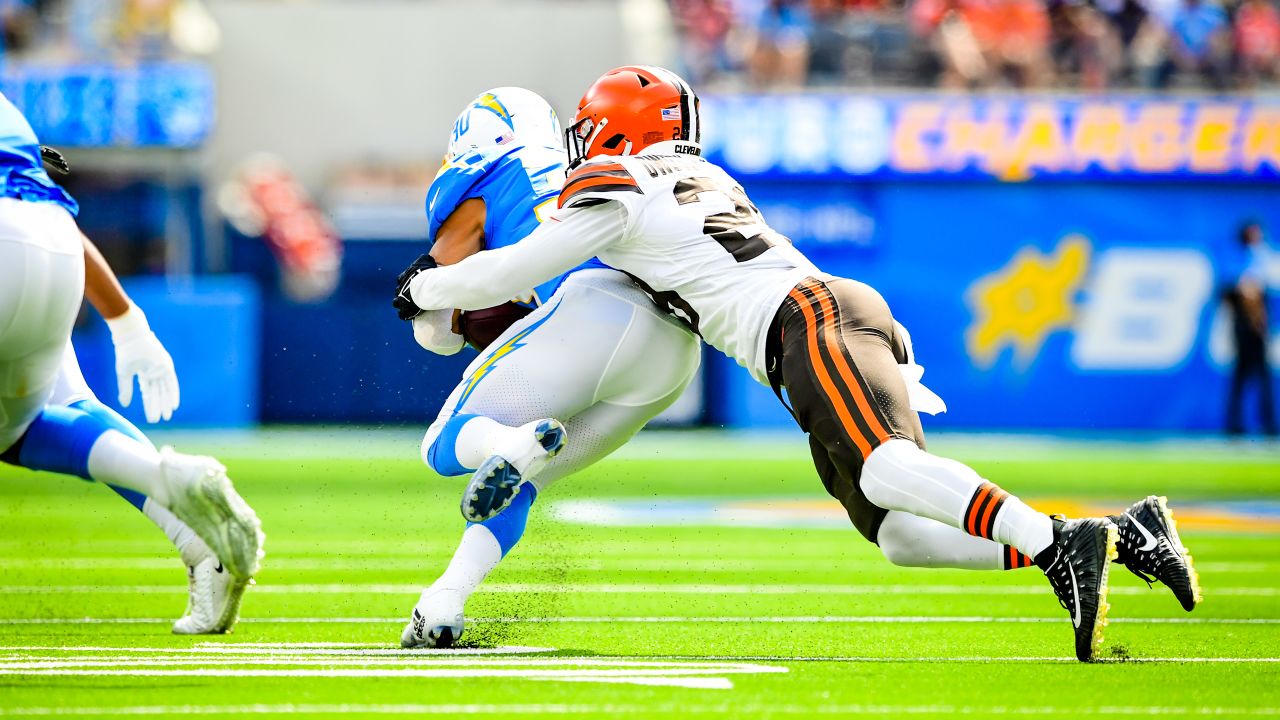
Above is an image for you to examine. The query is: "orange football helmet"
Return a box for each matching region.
[564,65,701,170]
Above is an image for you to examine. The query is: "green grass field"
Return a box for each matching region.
[1,429,1278,718]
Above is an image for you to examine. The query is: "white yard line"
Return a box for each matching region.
[1,703,1279,717]
[0,644,1274,665]
[0,667,774,688]
[2,615,1278,626]
[1,558,1270,573]
[3,655,1277,666]
[1,583,1276,597]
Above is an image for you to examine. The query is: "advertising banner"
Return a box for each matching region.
[1,63,214,148]
[702,94,1280,182]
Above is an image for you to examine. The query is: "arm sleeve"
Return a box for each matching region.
[409,200,628,311]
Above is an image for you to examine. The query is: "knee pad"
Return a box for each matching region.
[860,438,923,509]
[422,413,479,476]
[68,399,151,446]
[0,405,110,480]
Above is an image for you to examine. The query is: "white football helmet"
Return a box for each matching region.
[447,87,563,158]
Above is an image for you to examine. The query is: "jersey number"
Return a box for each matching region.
[672,177,787,263]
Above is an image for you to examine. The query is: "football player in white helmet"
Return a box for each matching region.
[394,87,700,648]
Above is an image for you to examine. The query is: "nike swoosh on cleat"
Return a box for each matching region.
[1126,512,1159,552]
[214,562,224,574]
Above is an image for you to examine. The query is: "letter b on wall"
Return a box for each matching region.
[1071,249,1212,371]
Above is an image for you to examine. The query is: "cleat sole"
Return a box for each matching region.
[535,419,566,459]
[1087,522,1118,663]
[198,472,265,581]
[460,455,523,523]
[1155,495,1202,611]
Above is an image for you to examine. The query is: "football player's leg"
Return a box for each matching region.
[526,278,701,494]
[50,344,199,552]
[405,272,698,647]
[3,404,262,578]
[784,278,1115,660]
[878,512,1036,570]
[50,346,237,633]
[784,278,1055,560]
[0,229,84,457]
[420,296,598,488]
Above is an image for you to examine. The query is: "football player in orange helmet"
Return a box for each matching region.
[396,66,1199,661]
[562,65,700,171]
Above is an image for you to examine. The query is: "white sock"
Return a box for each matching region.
[140,498,204,562]
[990,495,1055,560]
[862,439,1054,560]
[454,416,548,473]
[429,524,503,599]
[85,430,171,506]
[453,416,519,470]
[877,511,1003,570]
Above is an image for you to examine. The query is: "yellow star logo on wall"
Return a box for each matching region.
[966,235,1091,369]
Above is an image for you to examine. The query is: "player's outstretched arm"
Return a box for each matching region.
[82,234,180,423]
[403,201,626,313]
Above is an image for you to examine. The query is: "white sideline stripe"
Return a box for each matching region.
[2,615,1279,626]
[2,704,1280,717]
[0,647,1276,665]
[651,655,1280,664]
[2,583,1276,597]
[0,655,1274,666]
[0,668,774,681]
[3,654,1278,666]
[0,657,785,669]
[0,557,1269,573]
[0,646,556,656]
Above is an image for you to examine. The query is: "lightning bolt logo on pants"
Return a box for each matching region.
[453,303,558,411]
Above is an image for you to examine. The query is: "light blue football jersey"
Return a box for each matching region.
[0,93,78,216]
[426,141,605,308]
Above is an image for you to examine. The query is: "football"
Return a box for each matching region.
[457,302,533,350]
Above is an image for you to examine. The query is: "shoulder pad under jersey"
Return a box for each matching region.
[426,145,515,240]
[557,157,643,210]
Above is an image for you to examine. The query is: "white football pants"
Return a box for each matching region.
[423,268,701,491]
[0,198,84,453]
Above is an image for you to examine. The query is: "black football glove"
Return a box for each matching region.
[40,145,70,175]
[393,252,438,321]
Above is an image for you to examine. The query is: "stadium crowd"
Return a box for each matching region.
[671,0,1280,89]
[0,0,217,62]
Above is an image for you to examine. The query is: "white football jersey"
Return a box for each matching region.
[558,143,822,382]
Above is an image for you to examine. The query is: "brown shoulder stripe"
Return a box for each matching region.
[558,169,642,209]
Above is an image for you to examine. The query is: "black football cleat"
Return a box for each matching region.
[1111,496,1202,612]
[1036,517,1118,662]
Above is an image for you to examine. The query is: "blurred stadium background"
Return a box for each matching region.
[7,0,1278,437]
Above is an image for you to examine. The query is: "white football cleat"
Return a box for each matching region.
[160,447,264,581]
[401,588,466,648]
[172,545,251,635]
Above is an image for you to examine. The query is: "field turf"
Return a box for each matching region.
[0,429,1278,718]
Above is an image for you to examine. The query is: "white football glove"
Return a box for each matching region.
[106,305,181,423]
[412,308,465,356]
